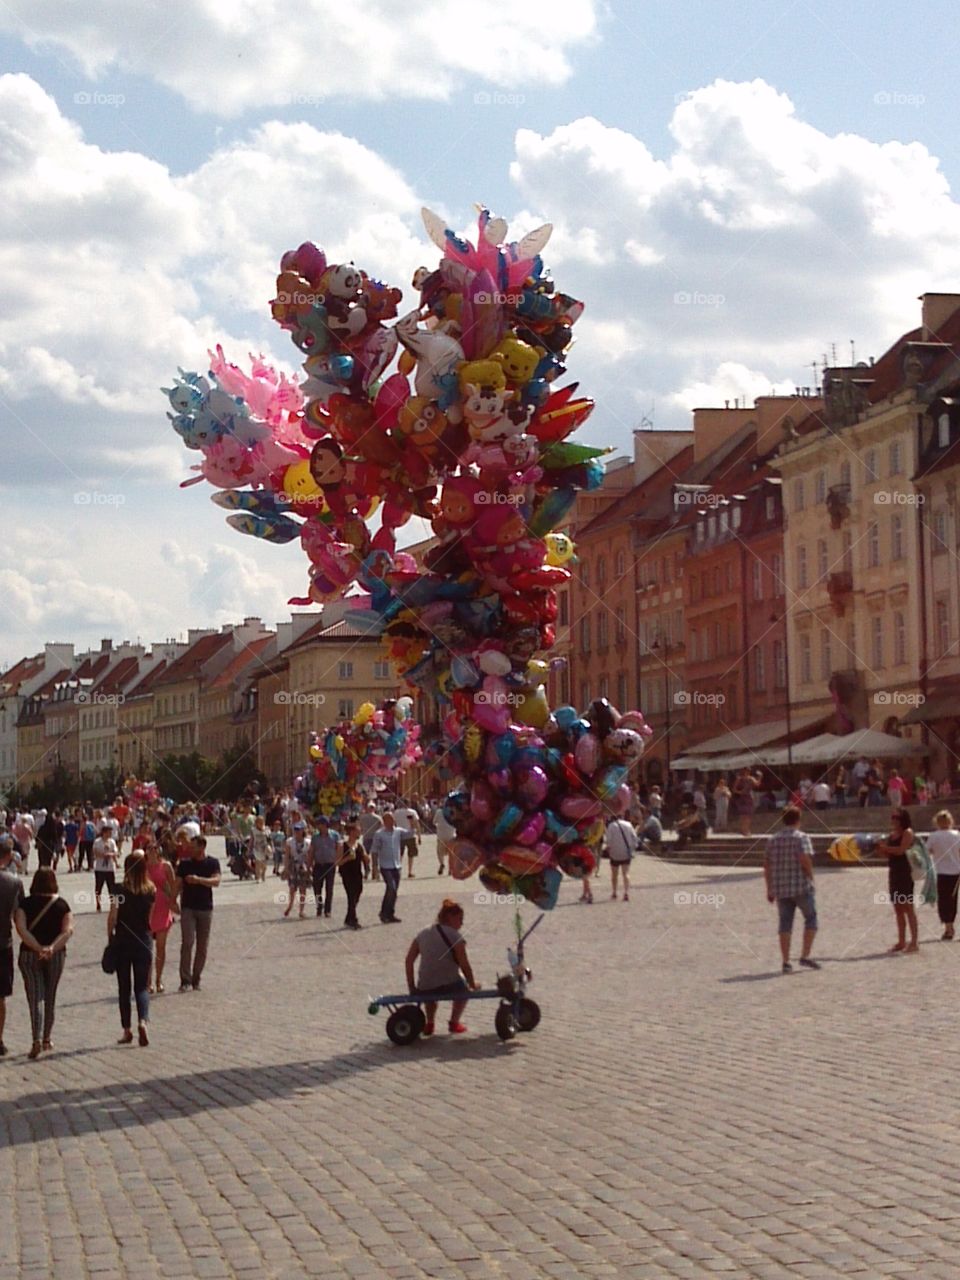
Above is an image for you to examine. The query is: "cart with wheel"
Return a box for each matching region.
[368,913,544,1044]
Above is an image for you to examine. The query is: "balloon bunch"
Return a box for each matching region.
[294,698,422,819]
[164,205,652,906]
[123,777,160,806]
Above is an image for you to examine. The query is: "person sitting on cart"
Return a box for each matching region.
[404,899,480,1036]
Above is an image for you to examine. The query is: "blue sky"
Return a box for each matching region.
[1,0,959,666]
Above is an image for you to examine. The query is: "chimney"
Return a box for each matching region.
[920,292,960,340]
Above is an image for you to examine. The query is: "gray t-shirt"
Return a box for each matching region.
[416,924,464,990]
[0,868,25,950]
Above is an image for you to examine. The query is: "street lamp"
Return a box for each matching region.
[651,637,672,782]
[769,610,793,768]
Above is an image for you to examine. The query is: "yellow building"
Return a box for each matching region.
[774,293,960,758]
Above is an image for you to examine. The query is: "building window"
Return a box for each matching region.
[701,629,709,660]
[936,599,950,657]
[753,646,766,692]
[662,556,671,584]
[580,680,590,709]
[559,591,569,626]
[580,616,591,653]
[773,645,788,696]
[713,621,722,655]
[373,660,390,679]
[338,698,354,719]
[581,562,590,589]
[707,515,716,540]
[865,449,878,481]
[597,557,606,588]
[889,441,902,475]
[817,539,828,582]
[765,494,776,521]
[867,522,880,568]
[615,549,626,578]
[732,504,742,530]
[616,672,627,709]
[939,413,951,448]
[815,470,826,503]
[798,633,812,684]
[840,459,852,490]
[820,630,832,682]
[615,608,626,644]
[933,509,948,553]
[338,661,353,680]
[771,553,783,595]
[696,521,705,545]
[870,615,884,669]
[700,571,708,599]
[689,630,698,662]
[797,544,808,590]
[891,514,904,561]
[597,613,608,649]
[719,508,729,534]
[842,530,853,572]
[893,612,906,666]
[794,479,805,512]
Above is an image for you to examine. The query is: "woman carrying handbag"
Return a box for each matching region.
[107,853,156,1046]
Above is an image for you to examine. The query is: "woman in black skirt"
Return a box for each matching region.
[875,808,918,954]
[337,821,369,930]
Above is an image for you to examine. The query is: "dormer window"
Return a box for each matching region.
[939,412,951,448]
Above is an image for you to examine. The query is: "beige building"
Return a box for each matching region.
[774,293,960,761]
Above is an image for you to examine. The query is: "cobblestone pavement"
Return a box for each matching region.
[3,838,960,1279]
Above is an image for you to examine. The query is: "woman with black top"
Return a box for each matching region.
[14,867,74,1059]
[36,810,63,869]
[107,852,156,1045]
[337,821,370,929]
[875,808,918,954]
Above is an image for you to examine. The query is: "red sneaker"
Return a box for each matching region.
[448,1022,468,1034]
[423,1021,435,1036]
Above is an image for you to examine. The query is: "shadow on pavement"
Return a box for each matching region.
[0,1038,517,1147]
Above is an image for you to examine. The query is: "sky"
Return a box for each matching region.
[2,0,960,668]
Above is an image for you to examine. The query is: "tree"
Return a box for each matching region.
[214,740,267,803]
[155,752,218,804]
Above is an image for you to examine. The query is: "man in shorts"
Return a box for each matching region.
[0,837,25,1055]
[763,805,820,974]
[390,799,421,879]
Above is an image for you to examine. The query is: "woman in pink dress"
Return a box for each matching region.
[144,841,179,993]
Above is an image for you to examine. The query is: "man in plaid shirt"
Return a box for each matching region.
[763,805,820,973]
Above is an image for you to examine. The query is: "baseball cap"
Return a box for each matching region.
[293,821,306,830]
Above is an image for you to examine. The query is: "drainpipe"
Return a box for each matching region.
[916,464,930,756]
[740,541,751,726]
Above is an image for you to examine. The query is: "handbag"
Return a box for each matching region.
[101,939,118,974]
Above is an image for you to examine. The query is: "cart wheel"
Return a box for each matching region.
[515,998,541,1033]
[495,1004,517,1041]
[386,1005,426,1045]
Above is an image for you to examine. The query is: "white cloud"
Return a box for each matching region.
[163,540,292,624]
[0,0,600,116]
[670,362,798,413]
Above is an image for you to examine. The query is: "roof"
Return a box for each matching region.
[0,653,44,695]
[206,635,275,690]
[74,652,111,682]
[123,659,171,699]
[680,710,828,757]
[579,445,697,536]
[152,633,232,686]
[315,619,380,641]
[92,656,141,697]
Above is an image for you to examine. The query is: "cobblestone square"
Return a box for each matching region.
[2,840,959,1278]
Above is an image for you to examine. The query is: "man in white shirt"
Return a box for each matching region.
[92,823,119,913]
[370,813,409,923]
[811,780,832,810]
[434,804,456,876]
[390,801,421,879]
[358,802,383,880]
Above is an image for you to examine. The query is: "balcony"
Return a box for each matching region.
[825,484,851,529]
[827,570,854,615]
